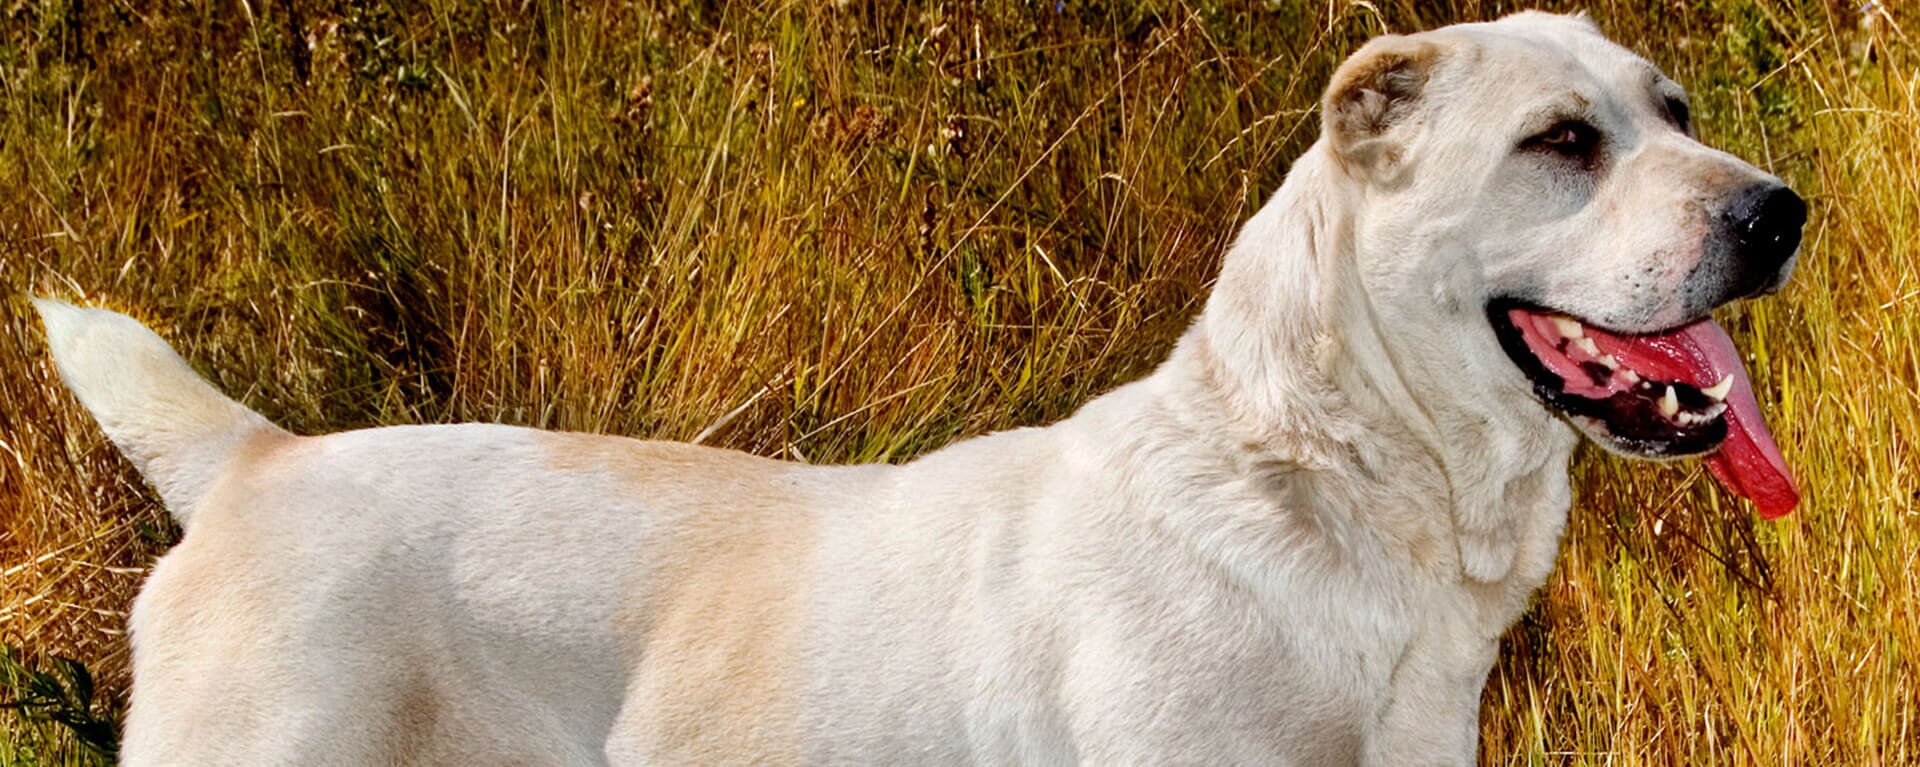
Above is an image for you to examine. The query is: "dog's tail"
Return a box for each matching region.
[31,297,288,525]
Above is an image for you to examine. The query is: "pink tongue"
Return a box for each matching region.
[1593,319,1799,518]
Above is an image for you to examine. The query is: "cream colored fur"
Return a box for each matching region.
[33,13,1795,766]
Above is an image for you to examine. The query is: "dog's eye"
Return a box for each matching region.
[1521,120,1600,161]
[1664,96,1692,132]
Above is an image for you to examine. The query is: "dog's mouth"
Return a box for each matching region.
[1488,300,1797,518]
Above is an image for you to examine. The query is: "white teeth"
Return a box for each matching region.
[1702,375,1733,402]
[1659,386,1680,418]
[1575,337,1600,357]
[1620,369,1642,384]
[1552,317,1585,339]
[1674,402,1729,427]
[1679,406,1725,426]
[1596,354,1619,369]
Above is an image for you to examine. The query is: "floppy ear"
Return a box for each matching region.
[1322,35,1444,178]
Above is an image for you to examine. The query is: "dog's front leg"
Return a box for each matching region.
[1363,611,1498,766]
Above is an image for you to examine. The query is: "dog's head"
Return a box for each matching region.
[1318,13,1804,516]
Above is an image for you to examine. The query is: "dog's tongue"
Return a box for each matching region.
[1599,319,1799,518]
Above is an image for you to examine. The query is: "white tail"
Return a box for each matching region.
[32,298,286,525]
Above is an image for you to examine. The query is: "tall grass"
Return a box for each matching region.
[0,1,1909,763]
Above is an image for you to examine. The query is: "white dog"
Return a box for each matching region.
[34,12,1803,766]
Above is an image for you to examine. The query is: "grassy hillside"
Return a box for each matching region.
[1,1,1911,763]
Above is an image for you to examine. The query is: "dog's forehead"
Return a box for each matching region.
[1429,14,1672,104]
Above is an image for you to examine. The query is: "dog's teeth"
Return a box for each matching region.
[1704,402,1727,419]
[1574,337,1600,357]
[1702,375,1733,402]
[1659,386,1680,418]
[1619,369,1642,384]
[1551,317,1584,339]
[1596,354,1619,369]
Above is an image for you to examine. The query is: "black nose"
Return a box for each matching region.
[1728,184,1806,295]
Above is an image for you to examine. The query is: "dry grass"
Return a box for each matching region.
[0,0,1911,763]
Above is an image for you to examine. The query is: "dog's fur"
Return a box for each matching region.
[34,13,1800,766]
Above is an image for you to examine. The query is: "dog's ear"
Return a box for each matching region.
[1322,35,1445,179]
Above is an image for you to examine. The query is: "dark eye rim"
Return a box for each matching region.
[1664,96,1693,132]
[1519,119,1601,159]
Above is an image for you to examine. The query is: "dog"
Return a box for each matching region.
[32,12,1803,765]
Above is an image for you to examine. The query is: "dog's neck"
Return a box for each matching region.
[1151,144,1577,594]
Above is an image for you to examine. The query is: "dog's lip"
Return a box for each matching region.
[1496,303,1737,395]
[1489,298,1708,341]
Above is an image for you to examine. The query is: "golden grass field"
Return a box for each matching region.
[0,0,1913,763]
